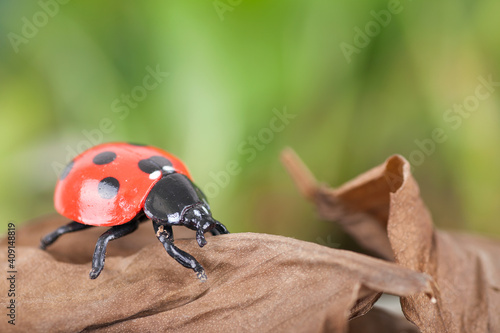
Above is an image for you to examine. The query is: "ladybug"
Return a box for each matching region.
[40,142,229,281]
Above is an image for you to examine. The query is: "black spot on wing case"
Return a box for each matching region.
[93,151,117,165]
[98,177,120,199]
[138,156,173,174]
[144,173,203,222]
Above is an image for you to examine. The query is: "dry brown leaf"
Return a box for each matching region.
[281,148,500,333]
[347,307,419,333]
[0,215,434,332]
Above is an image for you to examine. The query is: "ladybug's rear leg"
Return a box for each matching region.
[152,219,207,281]
[89,220,140,279]
[40,221,93,250]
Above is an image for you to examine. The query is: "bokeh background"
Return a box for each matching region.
[1,0,499,246]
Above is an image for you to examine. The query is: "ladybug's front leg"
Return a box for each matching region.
[89,220,139,279]
[152,220,207,281]
[210,220,230,236]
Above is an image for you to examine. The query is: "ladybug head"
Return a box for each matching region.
[143,173,226,248]
[182,204,218,248]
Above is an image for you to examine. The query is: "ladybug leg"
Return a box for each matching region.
[152,220,207,281]
[89,220,139,279]
[40,221,93,250]
[210,220,230,236]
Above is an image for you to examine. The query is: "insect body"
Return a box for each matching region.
[40,142,229,280]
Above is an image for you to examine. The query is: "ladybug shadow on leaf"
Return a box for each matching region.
[11,214,200,264]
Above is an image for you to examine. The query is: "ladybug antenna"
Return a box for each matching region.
[196,226,208,248]
[184,204,218,248]
[195,215,217,248]
[186,206,210,248]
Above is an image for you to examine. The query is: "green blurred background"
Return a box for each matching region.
[1,0,499,245]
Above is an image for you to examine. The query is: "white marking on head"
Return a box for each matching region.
[163,165,175,172]
[168,212,180,223]
[202,206,209,214]
[149,170,162,179]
